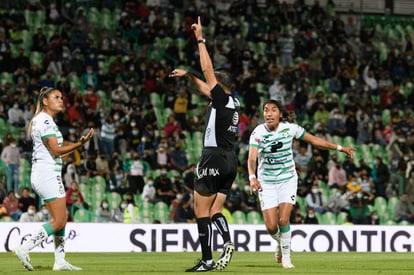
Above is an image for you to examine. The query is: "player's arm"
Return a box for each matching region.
[301,132,355,157]
[43,128,94,157]
[247,145,261,193]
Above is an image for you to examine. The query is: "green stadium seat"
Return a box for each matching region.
[0,216,14,222]
[139,201,154,223]
[232,210,247,224]
[107,192,122,210]
[153,201,170,223]
[335,212,348,225]
[73,208,91,222]
[387,196,399,218]
[246,210,263,224]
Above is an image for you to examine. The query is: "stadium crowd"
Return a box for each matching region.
[0,0,414,225]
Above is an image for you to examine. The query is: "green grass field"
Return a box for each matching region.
[1,252,413,274]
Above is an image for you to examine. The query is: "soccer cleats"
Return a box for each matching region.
[53,261,83,271]
[185,260,215,272]
[14,247,33,271]
[215,242,235,271]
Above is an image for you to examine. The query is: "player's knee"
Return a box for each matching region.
[278,216,290,226]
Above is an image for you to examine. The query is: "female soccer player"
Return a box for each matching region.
[247,100,355,269]
[14,87,94,271]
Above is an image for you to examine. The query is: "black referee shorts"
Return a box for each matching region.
[194,148,238,195]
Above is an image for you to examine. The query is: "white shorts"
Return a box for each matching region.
[31,163,65,202]
[258,175,298,210]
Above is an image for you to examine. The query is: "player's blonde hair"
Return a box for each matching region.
[27,87,56,137]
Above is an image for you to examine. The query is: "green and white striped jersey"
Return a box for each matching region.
[249,121,305,184]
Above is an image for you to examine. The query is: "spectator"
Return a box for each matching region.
[123,192,139,223]
[328,161,347,190]
[65,181,88,219]
[305,183,326,214]
[367,210,380,225]
[8,102,25,127]
[164,115,182,138]
[2,191,21,221]
[37,204,50,222]
[1,138,21,193]
[95,199,112,222]
[154,169,176,206]
[30,28,47,52]
[225,183,243,213]
[173,193,195,223]
[19,204,41,222]
[141,177,157,203]
[112,200,127,223]
[63,159,80,189]
[126,152,146,194]
[303,208,319,224]
[327,109,346,137]
[108,164,128,195]
[173,87,189,130]
[240,181,260,213]
[372,156,390,199]
[327,189,349,215]
[394,193,414,224]
[18,188,38,213]
[168,141,188,172]
[348,190,374,224]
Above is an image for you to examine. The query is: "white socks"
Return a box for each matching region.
[280,230,292,263]
[54,236,66,265]
[21,227,48,251]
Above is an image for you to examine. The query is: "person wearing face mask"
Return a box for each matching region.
[141,177,156,203]
[127,152,146,194]
[38,204,50,222]
[394,193,414,224]
[123,192,139,223]
[305,183,327,214]
[8,102,26,127]
[19,204,41,222]
[348,190,374,224]
[303,208,319,224]
[112,200,128,223]
[327,109,346,137]
[327,189,349,215]
[95,199,112,222]
[1,138,21,194]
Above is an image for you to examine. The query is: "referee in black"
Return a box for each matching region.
[169,16,240,272]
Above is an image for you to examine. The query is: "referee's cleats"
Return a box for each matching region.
[185,259,215,272]
[14,247,33,271]
[215,242,235,271]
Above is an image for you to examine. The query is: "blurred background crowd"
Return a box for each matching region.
[0,0,413,226]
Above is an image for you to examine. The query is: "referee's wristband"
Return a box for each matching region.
[336,145,343,152]
[249,175,256,180]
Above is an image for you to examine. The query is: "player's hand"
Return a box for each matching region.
[80,128,94,144]
[191,16,203,40]
[342,146,356,158]
[169,68,187,78]
[249,178,262,194]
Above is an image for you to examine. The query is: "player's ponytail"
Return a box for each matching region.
[27,87,55,137]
